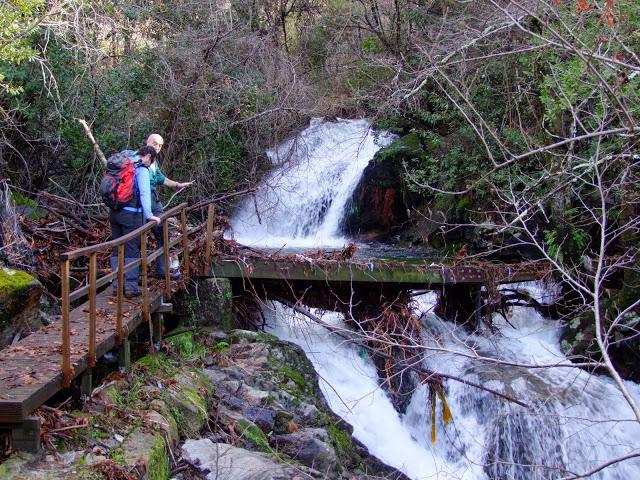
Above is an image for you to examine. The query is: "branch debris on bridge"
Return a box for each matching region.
[211,250,551,287]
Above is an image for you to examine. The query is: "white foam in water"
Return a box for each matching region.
[263,303,453,479]
[263,288,640,480]
[229,118,395,248]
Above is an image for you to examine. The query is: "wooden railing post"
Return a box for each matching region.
[162,219,170,298]
[204,203,214,276]
[61,259,72,388]
[180,208,190,279]
[116,244,125,342]
[88,253,97,367]
[141,230,149,324]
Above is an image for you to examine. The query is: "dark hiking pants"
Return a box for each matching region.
[109,209,143,294]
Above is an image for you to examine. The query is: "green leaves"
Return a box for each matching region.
[0,0,44,95]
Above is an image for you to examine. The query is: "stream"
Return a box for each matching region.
[229,118,640,479]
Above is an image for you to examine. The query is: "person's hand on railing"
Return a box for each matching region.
[148,215,161,225]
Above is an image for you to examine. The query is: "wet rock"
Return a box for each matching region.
[208,329,229,342]
[161,370,209,437]
[214,404,247,426]
[83,453,107,466]
[218,392,249,410]
[271,428,337,472]
[58,451,83,466]
[197,332,407,479]
[182,439,310,480]
[242,407,276,433]
[273,411,294,435]
[239,384,273,406]
[343,133,418,241]
[297,403,320,425]
[203,369,227,385]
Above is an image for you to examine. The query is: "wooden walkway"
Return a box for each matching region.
[0,286,164,424]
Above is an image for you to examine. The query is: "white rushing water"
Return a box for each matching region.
[263,289,640,480]
[233,118,640,478]
[229,118,394,247]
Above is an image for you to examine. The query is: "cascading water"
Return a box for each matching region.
[228,118,640,479]
[229,118,394,247]
[263,289,640,480]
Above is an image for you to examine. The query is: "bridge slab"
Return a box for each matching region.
[211,257,543,288]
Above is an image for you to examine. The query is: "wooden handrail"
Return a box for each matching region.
[60,203,188,261]
[58,198,219,387]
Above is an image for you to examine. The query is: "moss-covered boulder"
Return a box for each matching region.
[206,329,408,478]
[122,430,169,480]
[0,267,43,347]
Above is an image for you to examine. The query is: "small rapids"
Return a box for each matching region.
[262,288,640,480]
[229,118,394,248]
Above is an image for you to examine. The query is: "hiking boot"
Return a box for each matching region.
[124,290,141,299]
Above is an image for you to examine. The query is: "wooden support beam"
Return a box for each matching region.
[118,338,131,369]
[204,203,215,275]
[88,253,97,367]
[116,244,125,342]
[181,209,190,279]
[80,369,93,397]
[152,313,163,344]
[60,260,71,388]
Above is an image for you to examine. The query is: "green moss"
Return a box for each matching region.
[237,419,271,453]
[182,387,208,423]
[256,331,278,343]
[146,435,169,480]
[327,425,354,457]
[134,352,178,375]
[166,331,206,361]
[0,267,41,325]
[111,447,126,466]
[280,365,307,392]
[327,424,363,471]
[0,267,36,292]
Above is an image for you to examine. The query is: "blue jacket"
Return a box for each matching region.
[135,165,153,220]
[123,162,153,220]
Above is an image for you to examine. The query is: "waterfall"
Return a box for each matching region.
[229,118,394,247]
[229,119,640,479]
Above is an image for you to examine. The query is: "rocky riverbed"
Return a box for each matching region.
[0,327,406,480]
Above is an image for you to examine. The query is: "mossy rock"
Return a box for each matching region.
[122,430,169,480]
[0,267,43,346]
[165,375,209,437]
[237,418,271,453]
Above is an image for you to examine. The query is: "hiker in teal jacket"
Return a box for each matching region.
[146,133,193,278]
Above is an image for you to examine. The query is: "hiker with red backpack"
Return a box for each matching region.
[101,145,160,297]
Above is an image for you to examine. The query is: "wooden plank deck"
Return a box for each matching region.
[0,286,164,424]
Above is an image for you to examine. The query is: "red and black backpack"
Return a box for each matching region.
[99,150,138,210]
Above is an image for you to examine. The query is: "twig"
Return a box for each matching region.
[48,424,89,433]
